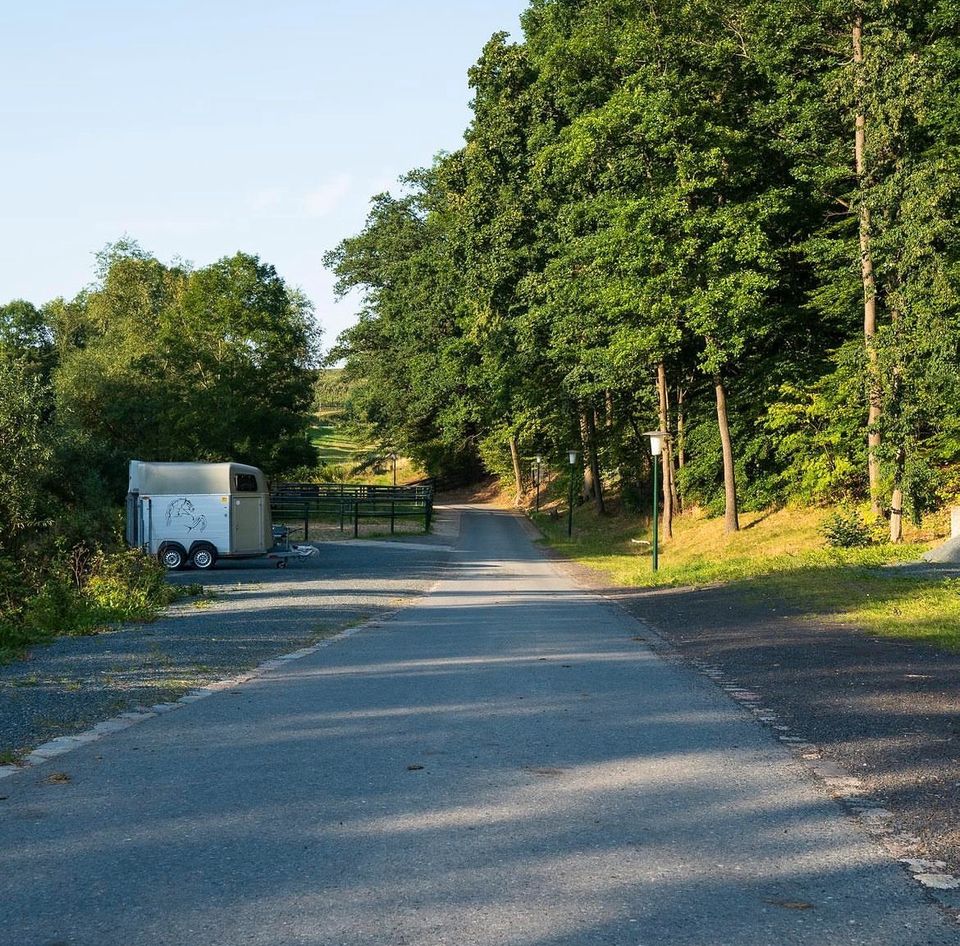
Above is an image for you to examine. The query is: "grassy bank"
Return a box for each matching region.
[533,502,960,650]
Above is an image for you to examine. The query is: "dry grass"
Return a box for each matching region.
[533,502,929,586]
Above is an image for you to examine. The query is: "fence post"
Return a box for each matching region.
[390,499,395,535]
[304,502,309,543]
[354,501,359,538]
[425,495,433,533]
[339,484,345,531]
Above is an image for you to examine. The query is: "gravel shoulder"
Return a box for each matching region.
[0,537,453,759]
[544,544,960,879]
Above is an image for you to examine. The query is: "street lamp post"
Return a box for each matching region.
[643,431,669,571]
[567,450,578,538]
[535,454,542,513]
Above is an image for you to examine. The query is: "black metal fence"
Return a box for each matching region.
[270,483,434,539]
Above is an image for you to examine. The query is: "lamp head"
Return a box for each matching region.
[567,450,578,466]
[643,430,670,457]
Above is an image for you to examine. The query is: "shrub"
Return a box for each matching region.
[22,577,94,637]
[820,508,876,548]
[0,556,31,617]
[1,546,186,659]
[84,548,177,621]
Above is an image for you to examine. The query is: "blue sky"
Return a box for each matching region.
[1,0,526,345]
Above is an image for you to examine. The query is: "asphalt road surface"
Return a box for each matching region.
[2,508,956,945]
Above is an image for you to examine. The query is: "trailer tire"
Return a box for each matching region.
[190,544,217,570]
[159,544,186,570]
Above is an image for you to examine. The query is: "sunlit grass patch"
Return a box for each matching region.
[309,411,363,463]
[764,570,960,650]
[535,503,931,585]
[307,411,426,485]
[534,499,959,649]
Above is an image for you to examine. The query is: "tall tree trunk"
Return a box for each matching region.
[677,385,686,471]
[579,413,594,503]
[888,307,904,543]
[853,13,882,517]
[675,384,686,513]
[666,387,681,515]
[509,435,523,508]
[889,464,904,543]
[670,457,681,514]
[714,376,740,533]
[580,410,605,513]
[656,362,673,539]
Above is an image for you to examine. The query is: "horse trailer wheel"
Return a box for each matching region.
[191,546,216,570]
[160,546,185,570]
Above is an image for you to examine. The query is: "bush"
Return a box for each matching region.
[1,546,186,659]
[279,461,343,484]
[84,548,178,621]
[22,577,93,637]
[820,508,876,548]
[0,556,31,617]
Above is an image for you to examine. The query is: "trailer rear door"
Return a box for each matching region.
[231,496,265,553]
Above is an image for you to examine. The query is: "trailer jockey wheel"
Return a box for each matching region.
[190,545,216,570]
[276,559,288,569]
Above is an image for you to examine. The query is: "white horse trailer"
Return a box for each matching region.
[126,460,273,570]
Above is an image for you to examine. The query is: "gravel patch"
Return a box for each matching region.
[0,540,452,758]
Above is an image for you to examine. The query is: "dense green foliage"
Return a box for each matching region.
[328,0,960,534]
[0,241,321,655]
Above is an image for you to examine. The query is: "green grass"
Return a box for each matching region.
[762,569,960,650]
[307,411,425,484]
[309,412,361,464]
[533,500,960,650]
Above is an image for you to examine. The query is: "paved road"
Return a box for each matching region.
[1,508,956,945]
[0,538,450,757]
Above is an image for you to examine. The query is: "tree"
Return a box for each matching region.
[326,176,484,483]
[747,0,960,532]
[325,0,960,541]
[0,359,52,556]
[0,299,55,379]
[53,242,320,492]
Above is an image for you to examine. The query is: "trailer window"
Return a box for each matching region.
[234,473,259,492]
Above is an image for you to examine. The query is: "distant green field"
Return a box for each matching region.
[309,414,360,464]
[306,412,424,484]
